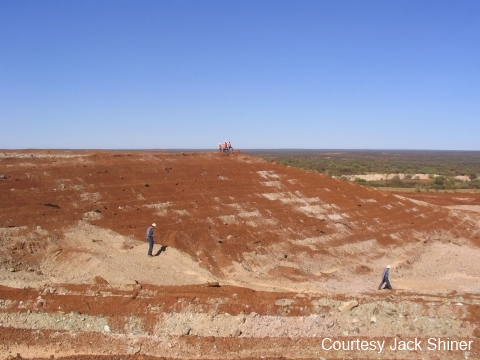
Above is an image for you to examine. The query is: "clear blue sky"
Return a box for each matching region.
[1,1,479,150]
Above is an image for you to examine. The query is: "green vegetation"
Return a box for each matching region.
[245,150,480,191]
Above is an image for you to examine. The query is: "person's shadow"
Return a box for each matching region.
[154,245,167,257]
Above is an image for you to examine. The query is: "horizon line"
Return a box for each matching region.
[1,148,480,152]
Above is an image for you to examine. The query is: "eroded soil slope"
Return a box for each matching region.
[1,150,480,359]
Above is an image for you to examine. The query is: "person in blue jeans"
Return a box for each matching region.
[378,265,392,290]
[146,223,156,257]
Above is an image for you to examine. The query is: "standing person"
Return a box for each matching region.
[378,265,392,290]
[218,143,222,152]
[146,223,156,257]
[228,141,233,151]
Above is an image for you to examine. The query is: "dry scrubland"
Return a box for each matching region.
[251,150,480,191]
[1,150,480,359]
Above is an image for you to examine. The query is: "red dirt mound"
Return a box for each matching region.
[1,150,480,359]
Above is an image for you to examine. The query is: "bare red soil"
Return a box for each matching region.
[1,150,480,359]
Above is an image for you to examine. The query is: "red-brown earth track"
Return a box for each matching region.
[1,150,480,359]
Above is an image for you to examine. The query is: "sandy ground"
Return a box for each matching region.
[1,150,480,359]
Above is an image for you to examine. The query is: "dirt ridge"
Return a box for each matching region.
[1,150,480,358]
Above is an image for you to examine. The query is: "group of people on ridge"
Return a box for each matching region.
[218,141,233,152]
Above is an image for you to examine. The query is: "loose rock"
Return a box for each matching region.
[338,300,358,313]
